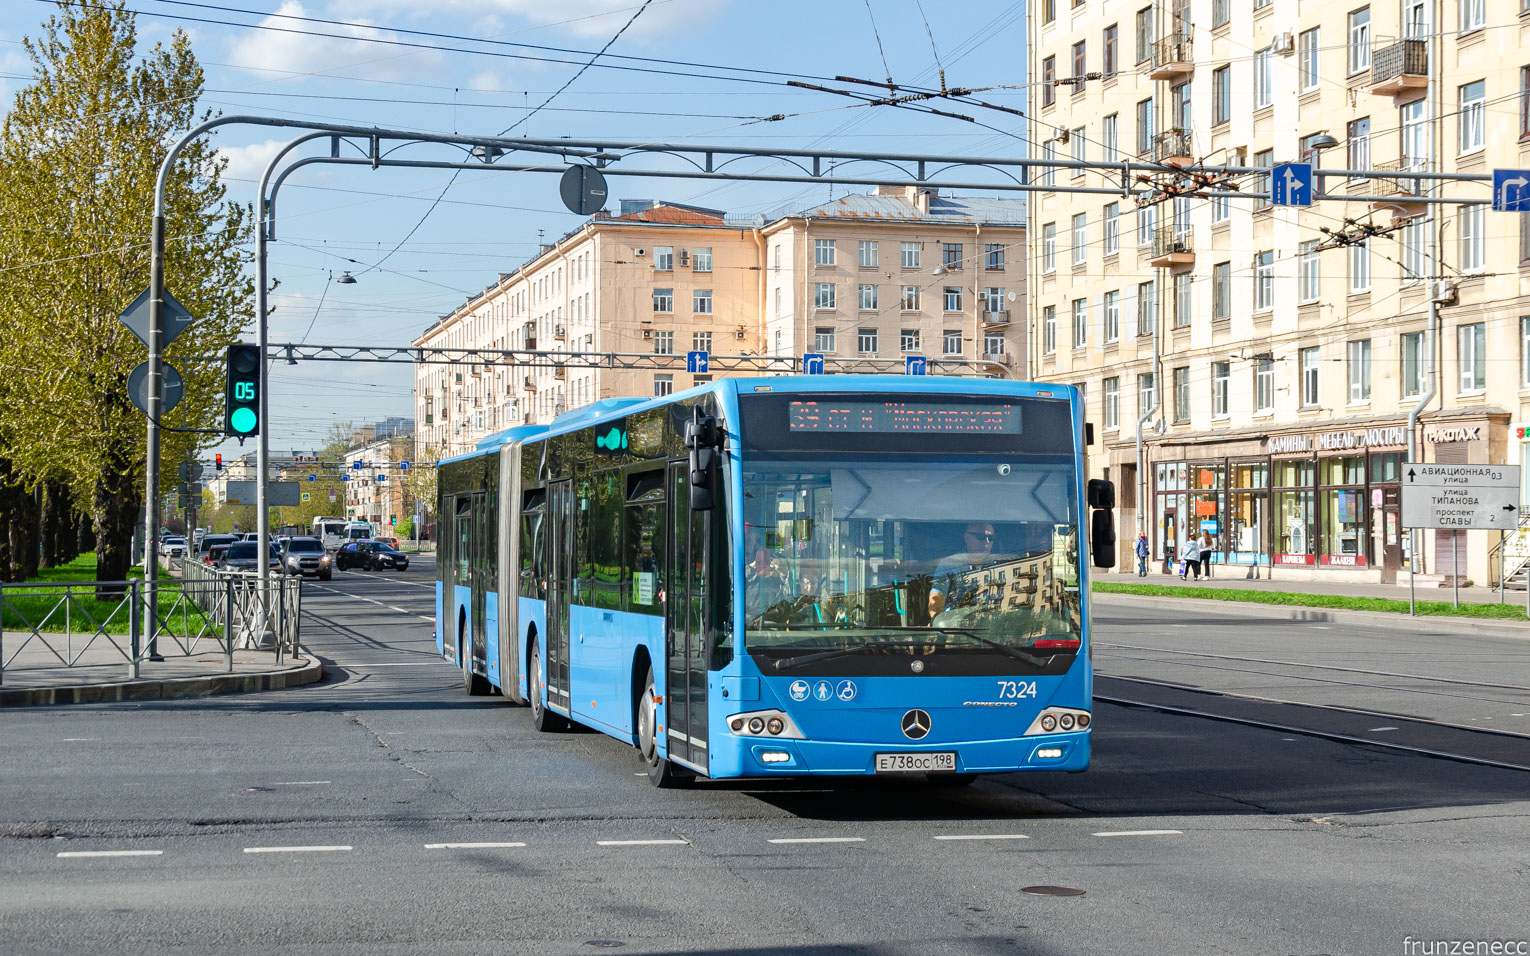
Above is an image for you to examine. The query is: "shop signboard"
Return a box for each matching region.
[1400,463,1521,530]
[1319,554,1367,567]
[1275,553,1315,565]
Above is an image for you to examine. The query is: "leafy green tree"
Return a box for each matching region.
[0,1,252,586]
[403,443,441,540]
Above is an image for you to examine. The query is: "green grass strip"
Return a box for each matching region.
[1093,581,1530,620]
[2,553,220,637]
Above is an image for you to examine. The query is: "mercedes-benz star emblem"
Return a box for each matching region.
[901,709,932,740]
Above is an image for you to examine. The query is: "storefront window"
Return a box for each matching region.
[1368,453,1401,482]
[1189,464,1224,565]
[1320,489,1366,566]
[1322,455,1364,485]
[1274,458,1316,565]
[1227,462,1267,564]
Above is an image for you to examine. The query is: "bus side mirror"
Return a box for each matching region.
[1087,479,1116,569]
[685,409,720,512]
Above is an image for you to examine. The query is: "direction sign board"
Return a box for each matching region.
[802,353,825,375]
[1271,162,1314,206]
[559,164,609,216]
[686,350,709,374]
[177,461,203,482]
[308,474,318,482]
[1492,169,1530,212]
[905,355,927,376]
[1400,463,1521,530]
[118,287,195,348]
[225,480,301,507]
[127,361,184,416]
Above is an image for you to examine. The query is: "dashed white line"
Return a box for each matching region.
[933,834,1030,841]
[57,850,163,858]
[596,839,689,846]
[417,616,436,623]
[768,837,865,844]
[1369,727,1400,733]
[273,781,331,786]
[388,606,412,614]
[1092,830,1182,837]
[1308,626,1331,630]
[425,842,526,849]
[61,738,101,742]
[243,845,352,854]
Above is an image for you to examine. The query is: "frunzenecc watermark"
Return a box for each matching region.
[1403,939,1530,955]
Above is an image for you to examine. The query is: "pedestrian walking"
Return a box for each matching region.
[1179,535,1202,581]
[1199,531,1214,579]
[1134,532,1150,577]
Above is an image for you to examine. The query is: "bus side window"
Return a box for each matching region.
[623,502,664,616]
[521,489,545,599]
[709,483,733,670]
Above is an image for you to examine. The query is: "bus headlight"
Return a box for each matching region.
[747,717,765,735]
[727,709,805,739]
[1040,714,1057,732]
[1026,707,1091,736]
[767,717,784,735]
[1059,714,1076,731]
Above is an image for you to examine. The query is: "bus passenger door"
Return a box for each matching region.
[453,496,473,664]
[471,494,488,666]
[665,463,708,774]
[545,479,573,713]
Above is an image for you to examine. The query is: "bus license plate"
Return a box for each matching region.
[875,752,957,773]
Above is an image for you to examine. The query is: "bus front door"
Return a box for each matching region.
[545,479,573,713]
[665,462,709,774]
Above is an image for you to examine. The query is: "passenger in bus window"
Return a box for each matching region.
[744,545,789,624]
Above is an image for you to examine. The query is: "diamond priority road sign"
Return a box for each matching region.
[1400,463,1521,530]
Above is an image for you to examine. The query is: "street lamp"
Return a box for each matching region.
[471,144,505,163]
[336,271,357,285]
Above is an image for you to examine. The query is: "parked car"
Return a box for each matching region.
[218,540,281,573]
[335,540,410,571]
[281,537,333,580]
[198,534,238,564]
[374,536,400,550]
[159,535,186,557]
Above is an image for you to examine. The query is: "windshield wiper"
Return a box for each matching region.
[869,625,1049,667]
[772,641,930,670]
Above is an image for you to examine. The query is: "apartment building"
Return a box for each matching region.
[1033,0,1530,585]
[343,423,414,528]
[413,188,1027,459]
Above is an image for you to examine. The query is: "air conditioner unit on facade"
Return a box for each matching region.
[634,247,647,257]
[1433,280,1458,305]
[642,329,653,339]
[1272,32,1294,54]
[679,250,690,266]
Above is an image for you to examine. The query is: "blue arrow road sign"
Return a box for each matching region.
[905,355,928,376]
[307,474,317,482]
[1271,162,1314,206]
[686,350,709,373]
[1492,169,1530,211]
[802,353,825,375]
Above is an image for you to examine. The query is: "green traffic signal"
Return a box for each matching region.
[224,343,261,437]
[230,407,258,434]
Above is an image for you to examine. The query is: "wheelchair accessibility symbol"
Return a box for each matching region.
[813,680,834,702]
[836,680,858,702]
[788,680,810,701]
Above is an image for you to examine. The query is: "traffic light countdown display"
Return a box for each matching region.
[225,344,260,437]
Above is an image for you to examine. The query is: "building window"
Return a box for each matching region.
[901,285,920,311]
[1403,218,1428,283]
[693,289,713,314]
[653,330,674,355]
[815,327,835,352]
[1136,203,1157,246]
[1254,47,1273,108]
[1347,117,1371,172]
[1253,148,1274,200]
[654,246,674,271]
[692,247,712,272]
[942,243,963,271]
[1255,356,1275,413]
[1103,24,1118,76]
[1136,98,1154,155]
[858,240,877,268]
[1071,128,1086,169]
[1459,0,1484,32]
[1460,80,1485,153]
[1138,279,1158,335]
[1522,317,1530,387]
[900,329,920,352]
[1138,371,1156,418]
[1298,241,1320,302]
[1135,6,1152,64]
[773,245,780,272]
[1350,241,1371,294]
[1402,331,1425,397]
[944,329,963,355]
[1071,213,1087,264]
[1172,274,1192,328]
[1348,339,1372,402]
[1213,194,1230,223]
[1042,56,1056,108]
[1042,223,1057,272]
[1102,113,1118,162]
[1104,290,1120,342]
[1104,377,1120,429]
[1213,0,1229,26]
[943,287,962,312]
[1298,28,1320,90]
[1072,40,1086,81]
[985,333,1005,356]
[653,288,674,313]
[774,287,782,317]
[1041,140,1057,188]
[1254,251,1274,311]
[1348,7,1371,75]
[1460,204,1485,272]
[1213,261,1232,320]
[1072,298,1087,349]
[1212,361,1229,418]
[1043,306,1057,354]
[693,331,712,353]
[653,374,673,397]
[857,327,878,354]
[984,287,1005,313]
[1172,366,1190,422]
[814,239,836,266]
[1103,203,1120,255]
[1459,323,1486,392]
[1300,346,1320,406]
[814,283,836,310]
[1212,66,1231,125]
[900,241,921,269]
[1043,0,1055,23]
[1522,67,1530,139]
[858,284,878,311]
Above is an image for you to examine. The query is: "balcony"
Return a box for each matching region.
[1148,33,1193,81]
[1370,158,1430,216]
[983,309,1011,326]
[1151,129,1194,166]
[982,352,1012,366]
[1368,39,1427,99]
[1149,227,1195,270]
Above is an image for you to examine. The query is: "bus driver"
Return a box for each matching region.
[928,522,1003,620]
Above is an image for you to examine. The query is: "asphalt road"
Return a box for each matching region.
[2,560,1526,955]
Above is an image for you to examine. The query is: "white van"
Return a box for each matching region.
[311,516,349,551]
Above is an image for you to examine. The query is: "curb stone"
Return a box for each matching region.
[0,656,324,707]
[1092,592,1530,638]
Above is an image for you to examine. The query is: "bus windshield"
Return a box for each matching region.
[741,453,1081,675]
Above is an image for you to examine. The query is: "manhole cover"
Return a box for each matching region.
[1020,885,1086,897]
[584,942,625,949]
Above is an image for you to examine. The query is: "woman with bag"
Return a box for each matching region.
[1179,535,1202,581]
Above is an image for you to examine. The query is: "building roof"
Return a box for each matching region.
[610,201,728,225]
[769,192,1026,226]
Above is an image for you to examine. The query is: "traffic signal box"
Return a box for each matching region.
[225,343,260,437]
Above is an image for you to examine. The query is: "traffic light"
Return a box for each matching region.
[215,453,223,472]
[225,343,261,437]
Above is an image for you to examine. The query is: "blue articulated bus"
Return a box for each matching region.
[435,375,1114,787]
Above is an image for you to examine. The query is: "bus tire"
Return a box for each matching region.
[529,638,567,732]
[461,640,491,696]
[637,665,691,788]
[926,773,978,787]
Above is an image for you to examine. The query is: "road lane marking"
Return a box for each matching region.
[597,839,689,846]
[933,834,1030,841]
[273,781,331,786]
[767,837,865,844]
[418,617,436,623]
[388,606,412,613]
[57,850,163,858]
[425,842,526,849]
[243,845,352,854]
[62,738,101,742]
[1368,727,1400,732]
[1092,830,1182,837]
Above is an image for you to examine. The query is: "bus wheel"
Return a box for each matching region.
[926,773,978,787]
[529,639,567,732]
[461,641,491,697]
[637,666,691,788]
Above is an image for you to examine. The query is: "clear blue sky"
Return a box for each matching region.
[0,0,1028,458]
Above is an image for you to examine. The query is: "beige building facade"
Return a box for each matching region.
[1034,0,1530,585]
[413,189,1027,459]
